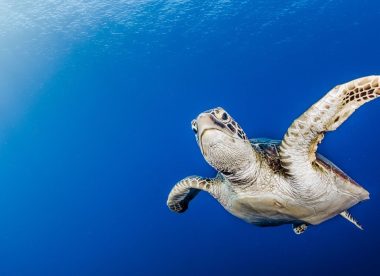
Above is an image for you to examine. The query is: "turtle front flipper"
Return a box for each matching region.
[279,76,379,197]
[293,223,308,235]
[167,176,222,213]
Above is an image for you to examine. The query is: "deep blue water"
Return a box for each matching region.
[0,1,379,275]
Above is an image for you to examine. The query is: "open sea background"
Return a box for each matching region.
[0,1,379,275]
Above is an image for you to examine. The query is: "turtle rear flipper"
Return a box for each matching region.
[340,210,363,230]
[293,223,308,235]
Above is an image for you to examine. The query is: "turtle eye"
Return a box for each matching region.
[214,109,228,121]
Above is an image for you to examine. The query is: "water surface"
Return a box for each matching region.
[0,1,379,275]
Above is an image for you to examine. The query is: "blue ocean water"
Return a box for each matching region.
[0,1,379,275]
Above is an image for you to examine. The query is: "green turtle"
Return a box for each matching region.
[167,76,380,234]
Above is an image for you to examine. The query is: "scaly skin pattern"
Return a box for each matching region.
[279,76,379,199]
[167,175,227,213]
[167,76,379,231]
[219,141,367,226]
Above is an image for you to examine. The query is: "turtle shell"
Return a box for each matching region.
[250,138,359,186]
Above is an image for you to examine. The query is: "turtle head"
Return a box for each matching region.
[191,107,253,175]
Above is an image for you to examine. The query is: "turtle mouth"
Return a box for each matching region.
[199,127,238,156]
[199,128,218,156]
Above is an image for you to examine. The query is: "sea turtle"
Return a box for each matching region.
[167,76,380,234]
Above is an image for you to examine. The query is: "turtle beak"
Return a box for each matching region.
[194,113,221,157]
[191,119,200,145]
[191,119,198,135]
